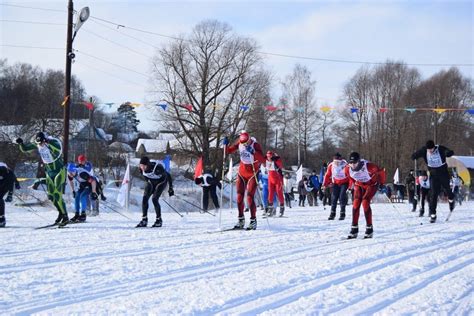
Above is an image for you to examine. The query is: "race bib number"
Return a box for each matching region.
[39,146,55,164]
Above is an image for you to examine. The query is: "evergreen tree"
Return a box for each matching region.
[111,102,140,134]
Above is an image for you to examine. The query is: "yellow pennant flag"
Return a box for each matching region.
[320,106,331,113]
[130,102,142,108]
[433,108,447,114]
[61,95,70,107]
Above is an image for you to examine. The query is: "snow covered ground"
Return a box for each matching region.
[1,189,473,315]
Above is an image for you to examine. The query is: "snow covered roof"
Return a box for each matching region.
[136,138,169,153]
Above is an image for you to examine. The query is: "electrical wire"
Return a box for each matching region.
[0,3,65,13]
[0,44,63,50]
[0,19,64,26]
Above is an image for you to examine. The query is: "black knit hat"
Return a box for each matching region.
[426,140,435,149]
[139,156,150,165]
[348,152,360,163]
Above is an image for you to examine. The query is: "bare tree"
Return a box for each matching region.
[150,20,264,172]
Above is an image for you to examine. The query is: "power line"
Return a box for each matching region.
[0,44,63,50]
[0,19,64,26]
[74,49,150,78]
[0,3,65,13]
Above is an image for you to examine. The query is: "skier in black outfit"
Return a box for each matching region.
[418,170,430,217]
[405,170,417,212]
[0,162,17,227]
[411,140,455,223]
[195,172,221,213]
[136,156,174,228]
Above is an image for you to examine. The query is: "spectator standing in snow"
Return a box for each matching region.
[344,152,385,239]
[411,140,455,223]
[0,162,18,227]
[136,156,174,228]
[405,169,417,212]
[308,170,320,206]
[283,173,295,209]
[297,176,308,207]
[323,153,349,220]
[195,171,221,213]
[224,131,265,230]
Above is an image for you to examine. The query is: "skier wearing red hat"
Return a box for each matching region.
[224,131,265,230]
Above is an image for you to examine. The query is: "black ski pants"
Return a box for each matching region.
[330,183,348,214]
[429,172,454,216]
[0,172,14,217]
[142,180,167,218]
[202,185,219,211]
[419,187,430,213]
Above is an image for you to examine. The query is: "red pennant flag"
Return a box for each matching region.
[379,107,388,113]
[194,157,203,179]
[83,101,94,110]
[182,103,193,111]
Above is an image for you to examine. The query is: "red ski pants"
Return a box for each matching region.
[236,173,258,218]
[351,184,377,226]
[268,179,284,206]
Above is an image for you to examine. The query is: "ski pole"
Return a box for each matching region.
[175,195,215,217]
[100,200,134,221]
[251,161,270,230]
[161,198,184,217]
[13,193,50,222]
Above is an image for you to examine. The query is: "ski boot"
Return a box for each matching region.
[136,217,148,228]
[58,214,69,227]
[338,212,346,220]
[54,213,63,224]
[267,205,274,217]
[70,213,80,223]
[429,214,437,223]
[234,216,245,229]
[91,209,99,217]
[364,225,373,239]
[152,217,163,227]
[100,194,107,201]
[78,212,87,223]
[244,207,249,213]
[5,194,12,202]
[246,218,257,230]
[328,212,336,220]
[262,207,269,218]
[419,208,424,217]
[279,206,285,217]
[347,225,358,239]
[449,200,455,212]
[0,216,6,228]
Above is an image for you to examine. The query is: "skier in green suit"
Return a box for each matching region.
[16,132,69,226]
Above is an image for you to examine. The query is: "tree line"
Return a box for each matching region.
[1,19,473,183]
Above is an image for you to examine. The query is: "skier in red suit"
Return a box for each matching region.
[265,151,285,217]
[344,152,385,239]
[225,131,265,230]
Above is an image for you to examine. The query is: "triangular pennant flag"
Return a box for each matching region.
[61,95,70,107]
[130,102,141,108]
[212,103,222,109]
[296,165,303,183]
[405,108,416,113]
[194,157,203,179]
[226,157,233,181]
[320,106,331,113]
[240,105,250,112]
[182,103,193,111]
[83,101,94,110]
[433,108,446,114]
[379,107,388,113]
[158,102,167,110]
[393,168,400,184]
[466,109,474,115]
[116,164,130,207]
[265,105,278,111]
[294,107,305,113]
[350,107,358,113]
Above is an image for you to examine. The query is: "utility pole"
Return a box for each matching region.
[63,1,89,164]
[63,0,74,164]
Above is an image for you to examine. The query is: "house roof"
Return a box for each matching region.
[136,138,169,153]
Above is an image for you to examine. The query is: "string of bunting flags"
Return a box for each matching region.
[60,97,473,115]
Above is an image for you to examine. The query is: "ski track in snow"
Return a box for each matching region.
[1,198,473,315]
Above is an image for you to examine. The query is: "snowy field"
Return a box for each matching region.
[1,190,473,315]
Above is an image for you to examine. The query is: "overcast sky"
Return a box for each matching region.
[1,0,473,131]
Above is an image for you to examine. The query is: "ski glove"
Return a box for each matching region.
[222,137,229,145]
[246,145,255,154]
[72,191,76,198]
[15,138,23,144]
[15,182,21,190]
[5,194,12,202]
[168,188,174,197]
[91,192,98,200]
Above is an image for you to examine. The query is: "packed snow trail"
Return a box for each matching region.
[1,197,473,315]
